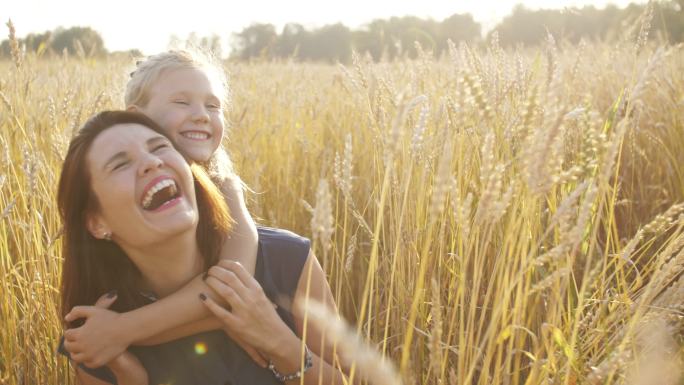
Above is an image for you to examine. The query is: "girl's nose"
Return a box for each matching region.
[191,104,210,123]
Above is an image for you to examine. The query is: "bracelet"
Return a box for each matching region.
[267,344,313,382]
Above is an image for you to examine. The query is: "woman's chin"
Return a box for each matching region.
[138,200,198,234]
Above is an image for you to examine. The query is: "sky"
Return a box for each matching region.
[5,0,646,55]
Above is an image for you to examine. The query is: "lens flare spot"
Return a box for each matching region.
[195,342,207,355]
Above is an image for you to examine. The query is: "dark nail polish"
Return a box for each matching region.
[106,290,117,298]
[199,293,207,301]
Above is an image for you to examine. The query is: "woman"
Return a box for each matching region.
[57,111,348,384]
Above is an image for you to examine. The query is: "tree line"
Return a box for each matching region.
[2,1,683,62]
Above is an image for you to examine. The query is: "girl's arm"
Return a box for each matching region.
[216,173,259,274]
[75,352,148,385]
[64,177,260,365]
[64,294,148,385]
[134,174,259,342]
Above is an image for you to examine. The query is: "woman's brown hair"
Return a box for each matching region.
[57,110,231,323]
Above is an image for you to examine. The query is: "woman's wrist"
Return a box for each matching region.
[265,332,308,374]
[268,344,313,382]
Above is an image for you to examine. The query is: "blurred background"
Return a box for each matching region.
[5,0,682,62]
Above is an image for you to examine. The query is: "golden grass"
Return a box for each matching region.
[1,37,684,384]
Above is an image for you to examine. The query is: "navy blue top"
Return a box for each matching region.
[57,227,310,385]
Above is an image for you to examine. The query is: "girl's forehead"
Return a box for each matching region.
[148,67,224,100]
[159,67,214,87]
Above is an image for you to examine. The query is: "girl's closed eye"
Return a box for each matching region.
[173,100,189,105]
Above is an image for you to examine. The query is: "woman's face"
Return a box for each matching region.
[137,67,225,163]
[86,123,198,247]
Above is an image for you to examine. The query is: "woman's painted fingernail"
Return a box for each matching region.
[106,290,117,298]
[199,293,207,301]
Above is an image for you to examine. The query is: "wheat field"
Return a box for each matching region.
[1,28,684,385]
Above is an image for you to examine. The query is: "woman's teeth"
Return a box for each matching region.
[182,132,209,140]
[142,179,178,210]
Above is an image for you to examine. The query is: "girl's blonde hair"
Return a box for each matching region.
[125,49,230,109]
[125,49,236,183]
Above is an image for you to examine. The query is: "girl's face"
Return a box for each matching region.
[86,123,198,247]
[137,67,225,163]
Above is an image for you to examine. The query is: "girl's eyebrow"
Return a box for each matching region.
[169,91,220,101]
[168,91,190,98]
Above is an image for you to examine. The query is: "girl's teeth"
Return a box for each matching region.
[183,132,208,140]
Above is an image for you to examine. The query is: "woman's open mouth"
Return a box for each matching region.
[141,177,182,211]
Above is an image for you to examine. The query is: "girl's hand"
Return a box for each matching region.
[103,350,148,385]
[201,260,298,358]
[63,291,131,368]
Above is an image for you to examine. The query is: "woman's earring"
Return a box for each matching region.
[103,232,112,241]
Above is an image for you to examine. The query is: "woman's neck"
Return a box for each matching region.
[121,230,203,298]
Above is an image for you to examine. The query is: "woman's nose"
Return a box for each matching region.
[138,153,163,176]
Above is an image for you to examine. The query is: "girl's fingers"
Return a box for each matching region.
[93,290,117,309]
[63,339,79,354]
[83,359,100,369]
[64,306,92,322]
[205,277,246,309]
[70,352,85,364]
[200,294,239,328]
[216,260,259,290]
[207,265,250,299]
[64,329,77,341]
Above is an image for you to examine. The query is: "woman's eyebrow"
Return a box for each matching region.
[103,152,127,171]
[147,136,169,146]
[101,136,168,171]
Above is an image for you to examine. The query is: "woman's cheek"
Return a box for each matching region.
[109,173,139,213]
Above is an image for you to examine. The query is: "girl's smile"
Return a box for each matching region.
[135,67,225,163]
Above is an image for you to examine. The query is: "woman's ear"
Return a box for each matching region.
[86,214,111,240]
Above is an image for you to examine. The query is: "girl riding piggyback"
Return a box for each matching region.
[125,50,258,273]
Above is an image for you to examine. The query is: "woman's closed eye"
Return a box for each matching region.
[112,160,129,171]
[173,100,189,105]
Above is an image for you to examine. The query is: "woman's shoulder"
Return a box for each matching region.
[257,226,311,256]
[256,226,310,313]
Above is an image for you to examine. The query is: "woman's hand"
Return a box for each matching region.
[63,291,131,369]
[201,260,299,358]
